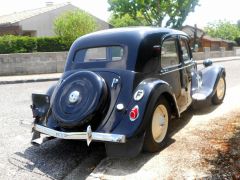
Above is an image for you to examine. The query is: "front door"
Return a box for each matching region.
[178,36,195,109]
[159,36,188,112]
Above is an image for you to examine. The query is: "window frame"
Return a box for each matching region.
[160,36,181,71]
[73,45,126,63]
[178,36,193,65]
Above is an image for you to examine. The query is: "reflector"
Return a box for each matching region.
[129,105,139,121]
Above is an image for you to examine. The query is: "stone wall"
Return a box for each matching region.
[0,47,239,76]
[193,47,240,60]
[0,52,67,76]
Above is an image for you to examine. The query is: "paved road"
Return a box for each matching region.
[198,60,240,88]
[0,82,105,180]
[0,59,239,179]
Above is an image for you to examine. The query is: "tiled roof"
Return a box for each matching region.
[181,25,205,38]
[203,35,236,43]
[0,3,70,25]
[182,25,236,43]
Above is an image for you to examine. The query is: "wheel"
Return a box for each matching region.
[52,71,109,128]
[212,75,226,105]
[143,97,171,152]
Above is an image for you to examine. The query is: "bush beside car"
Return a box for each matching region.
[0,35,70,54]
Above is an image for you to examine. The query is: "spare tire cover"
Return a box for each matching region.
[52,71,108,128]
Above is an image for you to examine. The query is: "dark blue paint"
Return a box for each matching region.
[32,27,226,152]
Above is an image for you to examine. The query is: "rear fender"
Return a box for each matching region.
[46,83,57,97]
[111,78,179,138]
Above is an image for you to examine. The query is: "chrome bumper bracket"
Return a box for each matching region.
[33,124,126,145]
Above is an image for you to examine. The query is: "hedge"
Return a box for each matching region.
[0,35,71,54]
[36,37,69,52]
[236,37,240,46]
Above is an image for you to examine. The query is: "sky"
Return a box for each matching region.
[0,0,239,28]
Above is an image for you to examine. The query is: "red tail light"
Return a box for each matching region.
[129,105,139,121]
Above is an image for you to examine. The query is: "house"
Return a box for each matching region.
[182,25,236,51]
[0,2,112,37]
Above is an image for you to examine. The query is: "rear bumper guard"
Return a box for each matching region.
[33,124,126,145]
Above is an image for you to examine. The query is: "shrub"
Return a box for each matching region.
[36,37,69,52]
[0,36,70,54]
[0,35,37,54]
[235,37,240,46]
[54,10,97,47]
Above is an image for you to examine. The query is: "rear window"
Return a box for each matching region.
[74,46,124,63]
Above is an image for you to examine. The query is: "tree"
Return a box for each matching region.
[237,20,240,28]
[204,20,240,41]
[109,13,147,27]
[54,10,97,47]
[108,0,199,29]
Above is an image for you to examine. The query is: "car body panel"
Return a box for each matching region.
[30,27,226,157]
[192,65,226,101]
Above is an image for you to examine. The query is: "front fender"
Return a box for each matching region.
[199,65,226,99]
[111,78,179,138]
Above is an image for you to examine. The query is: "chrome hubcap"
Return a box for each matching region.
[216,77,225,100]
[69,90,80,103]
[152,104,168,143]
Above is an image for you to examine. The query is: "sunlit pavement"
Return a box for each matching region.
[0,60,239,179]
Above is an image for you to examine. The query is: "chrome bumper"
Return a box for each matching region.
[34,124,126,145]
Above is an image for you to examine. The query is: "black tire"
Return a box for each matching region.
[143,97,171,153]
[52,71,108,128]
[212,75,226,105]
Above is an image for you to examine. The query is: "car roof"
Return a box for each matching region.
[65,27,189,72]
[84,26,185,36]
[84,26,186,37]
[73,27,188,47]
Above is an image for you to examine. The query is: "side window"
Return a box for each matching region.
[179,38,191,62]
[161,39,179,68]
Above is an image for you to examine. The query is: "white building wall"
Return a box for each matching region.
[19,4,111,37]
[19,4,78,37]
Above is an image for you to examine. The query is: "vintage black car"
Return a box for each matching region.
[31,27,226,157]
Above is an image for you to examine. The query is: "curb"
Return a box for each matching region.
[0,77,59,85]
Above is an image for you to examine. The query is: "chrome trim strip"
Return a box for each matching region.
[34,124,126,143]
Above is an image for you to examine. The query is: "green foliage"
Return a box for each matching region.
[236,37,240,46]
[54,10,97,46]
[237,20,240,28]
[0,36,69,54]
[204,20,240,41]
[0,35,37,54]
[109,13,147,27]
[36,37,69,52]
[108,0,199,29]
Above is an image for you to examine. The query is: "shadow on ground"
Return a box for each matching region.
[9,140,105,179]
[92,104,221,177]
[10,104,222,179]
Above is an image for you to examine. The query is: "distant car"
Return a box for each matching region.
[31,27,226,157]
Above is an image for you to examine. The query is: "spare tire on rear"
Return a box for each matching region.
[52,71,108,128]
